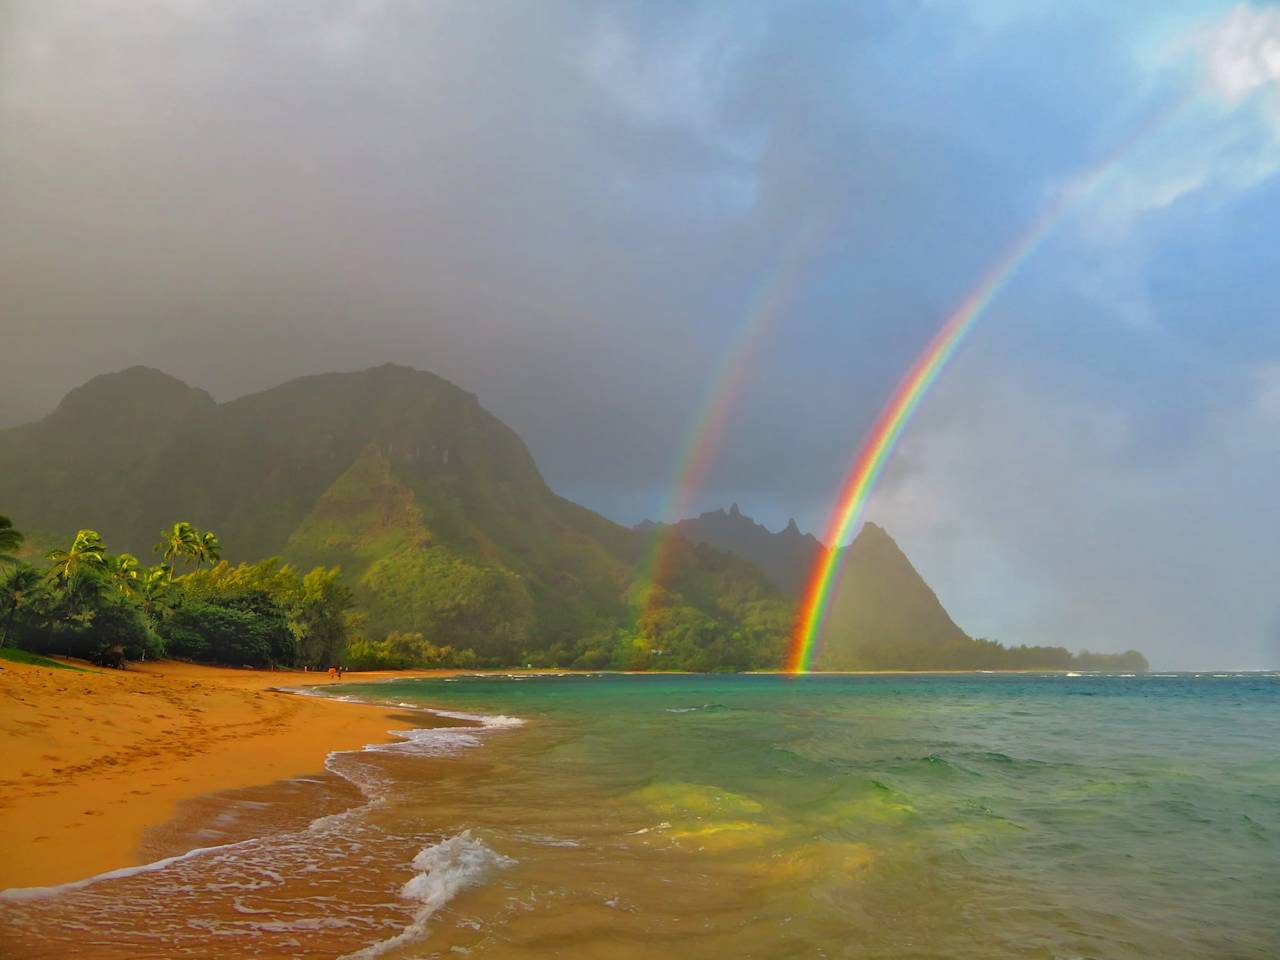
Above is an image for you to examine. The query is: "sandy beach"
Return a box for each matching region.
[0,658,448,891]
[0,658,1110,894]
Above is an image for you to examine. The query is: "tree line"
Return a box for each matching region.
[0,513,1148,674]
[0,515,357,669]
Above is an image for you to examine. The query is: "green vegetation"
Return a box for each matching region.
[0,367,794,672]
[0,511,790,671]
[662,512,1147,672]
[0,646,87,671]
[344,631,478,670]
[0,517,354,669]
[824,635,1149,672]
[0,366,1151,673]
[0,515,23,567]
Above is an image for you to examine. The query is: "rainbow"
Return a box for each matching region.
[634,222,821,619]
[787,101,1184,673]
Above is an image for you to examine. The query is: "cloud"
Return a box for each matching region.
[867,345,1280,670]
[1202,3,1280,102]
[2,1,1278,668]
[1051,4,1280,242]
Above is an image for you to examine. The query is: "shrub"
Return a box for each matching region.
[162,590,297,666]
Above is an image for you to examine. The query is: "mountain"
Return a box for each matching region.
[817,522,973,670]
[646,505,1148,672]
[0,364,787,668]
[1,364,1146,671]
[653,504,819,595]
[647,506,970,668]
[0,367,216,550]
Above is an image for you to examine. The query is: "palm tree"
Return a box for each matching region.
[0,565,42,647]
[46,530,108,582]
[197,530,221,568]
[156,522,199,573]
[0,515,24,568]
[134,563,174,627]
[106,552,140,596]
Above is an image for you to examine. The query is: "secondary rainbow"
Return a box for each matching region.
[788,101,1184,673]
[634,223,819,618]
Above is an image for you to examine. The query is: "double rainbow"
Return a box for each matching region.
[633,222,821,619]
[787,100,1183,673]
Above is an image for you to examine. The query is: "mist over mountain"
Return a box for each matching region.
[644,504,820,596]
[1,364,1145,671]
[0,364,789,669]
[647,505,970,658]
[644,505,1147,672]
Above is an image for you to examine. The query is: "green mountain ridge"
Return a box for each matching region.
[0,364,786,668]
[646,505,972,669]
[1,364,1146,671]
[644,505,1148,671]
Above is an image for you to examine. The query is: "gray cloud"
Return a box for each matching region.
[2,1,1278,667]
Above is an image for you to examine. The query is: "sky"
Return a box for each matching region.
[2,1,1279,669]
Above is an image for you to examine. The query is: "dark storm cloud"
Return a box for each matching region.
[3,1,1279,667]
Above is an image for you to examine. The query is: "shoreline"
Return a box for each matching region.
[0,659,1168,892]
[0,658,441,891]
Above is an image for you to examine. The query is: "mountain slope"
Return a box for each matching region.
[816,522,971,669]
[647,506,970,666]
[653,504,820,595]
[0,367,215,548]
[0,365,785,666]
[643,505,1146,670]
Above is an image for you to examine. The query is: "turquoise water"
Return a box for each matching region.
[345,672,1280,958]
[3,672,1277,958]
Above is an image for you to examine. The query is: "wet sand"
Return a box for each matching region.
[0,659,1064,893]
[0,658,451,890]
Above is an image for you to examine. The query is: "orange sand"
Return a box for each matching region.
[0,659,446,891]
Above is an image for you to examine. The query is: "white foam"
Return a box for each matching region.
[1,692,526,906]
[0,841,241,901]
[428,708,525,729]
[629,821,671,836]
[340,831,513,960]
[357,709,523,760]
[364,726,484,758]
[512,832,581,848]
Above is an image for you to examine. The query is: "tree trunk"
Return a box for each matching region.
[2,599,17,648]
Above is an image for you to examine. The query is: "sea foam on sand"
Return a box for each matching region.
[341,830,514,960]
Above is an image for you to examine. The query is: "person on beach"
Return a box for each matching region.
[328,665,337,680]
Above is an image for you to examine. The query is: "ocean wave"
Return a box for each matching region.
[513,832,582,847]
[427,708,525,729]
[362,726,484,758]
[340,830,513,960]
[0,840,243,902]
[665,703,727,714]
[2,700,525,905]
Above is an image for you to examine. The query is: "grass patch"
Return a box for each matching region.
[0,647,89,671]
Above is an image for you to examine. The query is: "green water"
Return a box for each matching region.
[3,672,1276,958]
[344,672,1280,958]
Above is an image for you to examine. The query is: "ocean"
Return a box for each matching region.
[2,672,1277,958]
